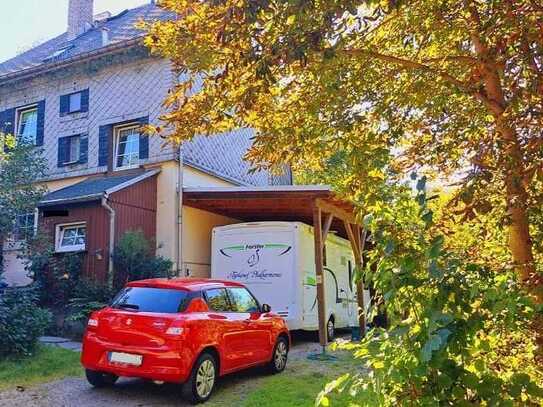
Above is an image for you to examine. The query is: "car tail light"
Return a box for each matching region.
[165,321,187,338]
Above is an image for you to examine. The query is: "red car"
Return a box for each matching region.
[81,278,290,404]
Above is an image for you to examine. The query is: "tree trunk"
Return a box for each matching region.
[496,121,542,302]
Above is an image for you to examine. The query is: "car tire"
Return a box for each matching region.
[85,369,118,388]
[268,336,289,374]
[182,352,218,404]
[327,317,335,342]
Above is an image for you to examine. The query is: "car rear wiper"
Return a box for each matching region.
[113,303,140,310]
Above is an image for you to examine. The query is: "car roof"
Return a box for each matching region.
[126,278,245,292]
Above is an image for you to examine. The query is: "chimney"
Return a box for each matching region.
[67,0,94,41]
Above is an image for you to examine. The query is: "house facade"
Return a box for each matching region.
[0,0,291,286]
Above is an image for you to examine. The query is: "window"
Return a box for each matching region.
[12,212,36,241]
[69,135,80,161]
[60,90,88,116]
[111,287,190,313]
[56,222,86,252]
[205,288,233,312]
[58,135,86,166]
[70,93,81,113]
[114,125,140,170]
[227,287,260,313]
[17,107,38,144]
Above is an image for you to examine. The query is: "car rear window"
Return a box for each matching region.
[111,287,190,313]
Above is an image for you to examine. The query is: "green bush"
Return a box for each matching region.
[67,278,115,323]
[22,232,84,307]
[318,178,543,405]
[112,230,173,289]
[0,287,51,358]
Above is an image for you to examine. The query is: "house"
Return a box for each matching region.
[0,0,292,286]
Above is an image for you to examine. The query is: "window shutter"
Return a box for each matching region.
[80,89,89,113]
[36,100,45,146]
[0,108,15,135]
[79,134,88,164]
[57,136,70,167]
[98,124,112,167]
[59,95,70,116]
[138,116,149,160]
[0,108,15,152]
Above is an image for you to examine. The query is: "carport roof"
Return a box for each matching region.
[183,185,360,239]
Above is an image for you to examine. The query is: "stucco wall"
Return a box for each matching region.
[154,160,239,277]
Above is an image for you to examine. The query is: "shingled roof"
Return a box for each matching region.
[0,3,173,79]
[39,170,159,207]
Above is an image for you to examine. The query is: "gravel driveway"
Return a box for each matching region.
[0,334,336,407]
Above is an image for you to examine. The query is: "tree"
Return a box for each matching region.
[144,0,543,303]
[0,134,47,275]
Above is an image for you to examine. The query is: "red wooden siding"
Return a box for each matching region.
[39,174,158,283]
[110,174,157,245]
[41,203,110,281]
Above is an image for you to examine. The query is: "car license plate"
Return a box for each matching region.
[108,352,142,366]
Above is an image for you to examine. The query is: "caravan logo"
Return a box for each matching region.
[219,243,291,283]
[219,243,291,259]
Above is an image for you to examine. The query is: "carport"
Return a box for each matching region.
[183,185,368,346]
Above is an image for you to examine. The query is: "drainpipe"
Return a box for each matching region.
[101,195,115,289]
[175,144,184,277]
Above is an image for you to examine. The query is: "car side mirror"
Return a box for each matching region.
[261,304,271,313]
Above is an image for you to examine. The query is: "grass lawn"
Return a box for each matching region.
[0,345,82,391]
[241,360,355,407]
[209,352,362,407]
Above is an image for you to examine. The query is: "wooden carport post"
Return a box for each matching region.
[313,204,328,348]
[313,198,366,348]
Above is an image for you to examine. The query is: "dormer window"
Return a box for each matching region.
[43,45,73,63]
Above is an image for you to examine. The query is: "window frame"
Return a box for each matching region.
[15,105,38,145]
[11,211,37,242]
[113,123,141,171]
[55,222,87,253]
[63,135,81,165]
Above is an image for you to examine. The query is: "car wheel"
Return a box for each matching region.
[327,317,335,342]
[85,369,118,388]
[182,352,218,404]
[268,336,289,374]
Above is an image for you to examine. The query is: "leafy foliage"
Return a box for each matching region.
[143,1,543,404]
[66,278,115,323]
[144,0,543,298]
[317,181,543,405]
[0,287,51,358]
[22,232,84,307]
[112,230,173,290]
[0,134,47,278]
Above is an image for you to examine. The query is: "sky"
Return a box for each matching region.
[0,0,150,63]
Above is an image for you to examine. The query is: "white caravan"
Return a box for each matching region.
[211,221,370,337]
